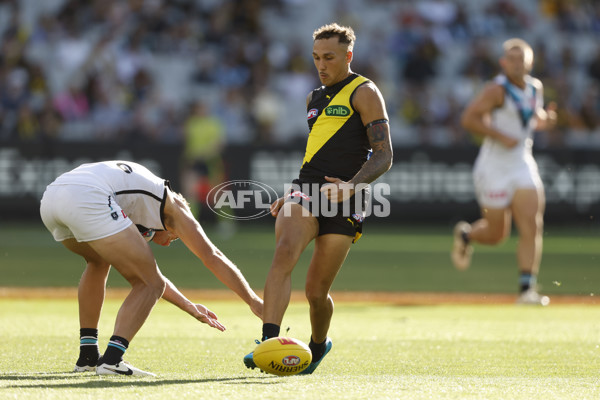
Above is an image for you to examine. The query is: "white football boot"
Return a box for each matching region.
[517,289,550,306]
[96,360,156,377]
[451,221,473,271]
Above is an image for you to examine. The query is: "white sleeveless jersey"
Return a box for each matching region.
[475,74,543,170]
[48,161,168,230]
[472,75,544,208]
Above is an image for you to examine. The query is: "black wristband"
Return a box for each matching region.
[365,119,389,129]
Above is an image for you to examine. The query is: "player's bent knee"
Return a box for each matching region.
[273,240,303,265]
[86,260,111,273]
[483,227,509,245]
[149,276,167,298]
[489,234,506,245]
[132,274,166,299]
[305,287,330,306]
[145,282,166,301]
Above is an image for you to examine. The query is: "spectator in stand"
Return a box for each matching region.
[402,37,439,87]
[587,47,600,84]
[182,100,226,219]
[52,80,89,121]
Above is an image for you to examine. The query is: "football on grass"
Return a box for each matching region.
[253,337,312,376]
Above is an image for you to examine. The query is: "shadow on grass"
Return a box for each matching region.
[1,372,280,388]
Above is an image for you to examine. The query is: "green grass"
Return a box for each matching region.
[1,222,599,295]
[1,298,600,399]
[2,223,600,398]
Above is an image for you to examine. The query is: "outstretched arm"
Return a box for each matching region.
[163,190,263,319]
[160,276,226,331]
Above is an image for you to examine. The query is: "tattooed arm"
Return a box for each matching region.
[351,82,393,187]
[321,81,393,202]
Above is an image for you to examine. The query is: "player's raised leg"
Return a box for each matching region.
[452,208,511,270]
[244,202,318,370]
[470,207,512,246]
[299,233,352,375]
[451,221,473,270]
[262,202,319,337]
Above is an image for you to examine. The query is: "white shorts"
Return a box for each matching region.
[40,184,132,242]
[473,161,543,209]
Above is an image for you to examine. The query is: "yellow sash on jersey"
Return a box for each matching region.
[302,76,369,166]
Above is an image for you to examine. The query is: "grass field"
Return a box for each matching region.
[1,298,600,399]
[1,222,600,399]
[1,222,599,296]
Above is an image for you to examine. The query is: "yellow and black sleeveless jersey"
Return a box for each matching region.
[299,73,371,183]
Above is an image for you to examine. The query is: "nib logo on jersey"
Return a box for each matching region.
[325,105,350,117]
[207,180,278,220]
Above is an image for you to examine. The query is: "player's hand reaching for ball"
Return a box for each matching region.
[190,303,226,331]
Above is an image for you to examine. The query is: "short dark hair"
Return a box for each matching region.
[313,23,355,51]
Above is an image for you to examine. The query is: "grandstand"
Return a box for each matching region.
[1,0,599,146]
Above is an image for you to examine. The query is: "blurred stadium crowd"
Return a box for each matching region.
[1,0,600,149]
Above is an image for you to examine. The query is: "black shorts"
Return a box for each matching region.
[284,179,367,243]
